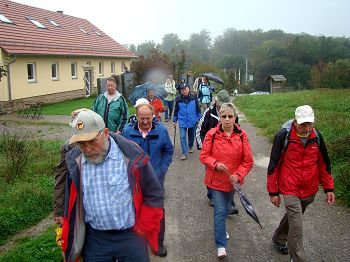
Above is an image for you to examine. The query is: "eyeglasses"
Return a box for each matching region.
[76,131,103,148]
[221,114,235,119]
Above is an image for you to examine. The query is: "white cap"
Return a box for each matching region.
[295,105,314,124]
[134,98,149,107]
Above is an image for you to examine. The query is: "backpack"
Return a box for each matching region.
[199,84,212,103]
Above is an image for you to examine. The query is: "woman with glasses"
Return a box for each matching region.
[199,103,254,258]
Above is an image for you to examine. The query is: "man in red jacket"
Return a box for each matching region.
[267,105,335,262]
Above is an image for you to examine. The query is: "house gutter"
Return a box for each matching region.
[6,54,17,101]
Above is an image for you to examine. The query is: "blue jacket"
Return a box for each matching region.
[122,122,174,182]
[173,93,201,128]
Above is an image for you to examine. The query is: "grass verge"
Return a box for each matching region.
[0,227,61,262]
[42,96,136,116]
[235,89,350,206]
[42,97,96,115]
[0,140,61,245]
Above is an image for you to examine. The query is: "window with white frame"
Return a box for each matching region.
[28,17,46,29]
[27,63,36,82]
[111,62,115,74]
[98,62,104,76]
[48,19,59,27]
[71,62,77,78]
[121,62,126,72]
[51,62,59,80]
[0,13,13,24]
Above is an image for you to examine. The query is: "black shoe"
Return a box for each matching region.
[273,240,289,255]
[228,207,239,215]
[156,245,167,257]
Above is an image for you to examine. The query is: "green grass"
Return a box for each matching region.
[0,227,62,262]
[42,96,135,116]
[235,89,350,205]
[0,140,61,245]
[42,97,96,115]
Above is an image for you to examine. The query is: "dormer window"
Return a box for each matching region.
[0,13,13,24]
[80,28,87,34]
[48,19,59,27]
[28,18,46,29]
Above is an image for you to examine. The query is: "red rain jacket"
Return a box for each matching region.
[200,124,254,192]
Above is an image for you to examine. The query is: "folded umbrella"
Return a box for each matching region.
[234,183,263,229]
[202,72,224,84]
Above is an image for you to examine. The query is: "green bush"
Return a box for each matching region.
[0,125,31,183]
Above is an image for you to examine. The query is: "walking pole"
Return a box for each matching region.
[173,124,176,149]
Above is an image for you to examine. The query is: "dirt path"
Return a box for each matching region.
[0,112,349,261]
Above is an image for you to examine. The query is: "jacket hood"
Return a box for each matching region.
[282,119,294,131]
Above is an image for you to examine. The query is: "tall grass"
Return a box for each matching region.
[0,137,61,245]
[235,89,350,206]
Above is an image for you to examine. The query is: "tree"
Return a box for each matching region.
[0,65,8,82]
[130,48,172,87]
[133,41,159,57]
[160,33,182,54]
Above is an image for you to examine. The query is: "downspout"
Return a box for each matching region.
[7,54,17,101]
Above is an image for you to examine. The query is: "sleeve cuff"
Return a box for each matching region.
[324,189,334,193]
[269,192,280,196]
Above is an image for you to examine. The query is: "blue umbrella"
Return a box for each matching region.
[128,82,167,106]
[234,183,263,229]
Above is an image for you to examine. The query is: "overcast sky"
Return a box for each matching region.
[13,0,350,45]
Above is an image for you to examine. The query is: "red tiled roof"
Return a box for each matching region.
[0,0,137,58]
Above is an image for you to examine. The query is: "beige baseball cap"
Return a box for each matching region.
[295,105,315,124]
[69,109,105,144]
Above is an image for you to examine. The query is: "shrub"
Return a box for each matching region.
[0,124,32,183]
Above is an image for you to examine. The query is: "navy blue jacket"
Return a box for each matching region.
[122,122,174,183]
[173,93,201,128]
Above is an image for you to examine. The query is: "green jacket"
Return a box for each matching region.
[92,92,129,132]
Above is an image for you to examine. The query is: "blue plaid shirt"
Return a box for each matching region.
[81,137,135,230]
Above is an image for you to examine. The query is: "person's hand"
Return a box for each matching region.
[326,192,335,205]
[163,106,168,111]
[54,216,63,226]
[216,162,229,173]
[229,174,239,185]
[270,196,281,208]
[116,130,121,135]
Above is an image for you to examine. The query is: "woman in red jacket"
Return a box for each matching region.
[199,103,254,258]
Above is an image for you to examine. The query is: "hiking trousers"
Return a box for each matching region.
[273,194,315,262]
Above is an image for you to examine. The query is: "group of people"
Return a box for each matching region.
[53,75,335,262]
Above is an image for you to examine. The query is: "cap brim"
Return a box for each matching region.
[296,116,314,124]
[69,131,99,144]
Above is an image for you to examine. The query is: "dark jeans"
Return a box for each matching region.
[164,100,174,120]
[83,225,149,262]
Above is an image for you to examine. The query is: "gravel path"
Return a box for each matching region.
[151,113,350,262]
[0,112,349,261]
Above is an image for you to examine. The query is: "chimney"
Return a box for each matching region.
[56,11,63,14]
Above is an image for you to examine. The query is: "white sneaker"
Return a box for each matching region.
[217,247,227,258]
[226,232,229,239]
